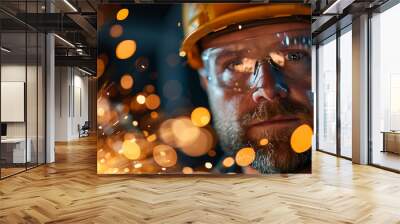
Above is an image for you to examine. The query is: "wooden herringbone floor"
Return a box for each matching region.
[0,137,400,224]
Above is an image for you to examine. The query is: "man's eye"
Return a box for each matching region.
[226,60,241,70]
[286,51,307,61]
[226,58,256,74]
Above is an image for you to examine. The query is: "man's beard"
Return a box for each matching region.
[210,97,312,174]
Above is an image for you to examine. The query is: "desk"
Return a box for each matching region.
[382,131,400,154]
[1,138,31,163]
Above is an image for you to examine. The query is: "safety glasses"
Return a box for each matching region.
[201,28,311,91]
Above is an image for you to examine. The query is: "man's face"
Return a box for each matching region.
[200,22,312,173]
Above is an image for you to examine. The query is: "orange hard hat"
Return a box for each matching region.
[180,3,311,69]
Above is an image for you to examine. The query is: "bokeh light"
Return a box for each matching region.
[110,24,123,38]
[191,107,211,127]
[97,58,105,77]
[135,57,150,72]
[159,119,176,146]
[182,167,193,174]
[153,144,177,168]
[222,157,235,168]
[132,120,138,126]
[179,128,213,157]
[205,162,213,169]
[116,40,136,59]
[208,150,216,157]
[147,134,157,142]
[116,8,129,21]
[144,84,155,93]
[235,147,255,167]
[136,94,146,104]
[145,94,160,110]
[122,139,141,160]
[120,74,134,90]
[172,118,200,147]
[150,111,158,119]
[97,107,105,117]
[290,124,313,153]
[259,138,269,146]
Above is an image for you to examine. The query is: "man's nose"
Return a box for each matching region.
[251,61,288,104]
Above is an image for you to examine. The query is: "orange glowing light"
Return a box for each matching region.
[147,134,157,142]
[97,58,105,77]
[143,130,149,137]
[208,150,216,157]
[259,138,269,146]
[144,84,155,93]
[150,111,158,119]
[172,118,200,147]
[159,119,176,146]
[179,51,186,57]
[110,24,123,38]
[97,107,105,117]
[124,133,135,141]
[123,167,130,173]
[153,144,177,168]
[191,107,211,127]
[290,124,313,153]
[235,147,255,167]
[116,40,136,60]
[116,8,129,21]
[136,94,146,104]
[120,74,134,90]
[180,128,213,157]
[122,139,141,160]
[222,157,235,168]
[182,167,193,174]
[145,94,160,110]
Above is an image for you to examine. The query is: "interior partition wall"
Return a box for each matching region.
[316,24,353,159]
[0,0,46,179]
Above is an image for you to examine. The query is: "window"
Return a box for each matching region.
[317,36,337,154]
[370,3,400,171]
[0,1,47,179]
[339,28,352,158]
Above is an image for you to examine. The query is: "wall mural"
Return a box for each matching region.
[97,3,313,175]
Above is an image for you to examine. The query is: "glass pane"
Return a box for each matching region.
[339,29,352,158]
[318,37,337,154]
[38,32,45,165]
[27,31,38,169]
[1,30,27,177]
[371,4,400,171]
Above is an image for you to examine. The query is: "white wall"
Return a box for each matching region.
[55,67,89,141]
[1,63,46,163]
[1,64,41,138]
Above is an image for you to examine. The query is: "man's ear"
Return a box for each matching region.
[198,68,208,90]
